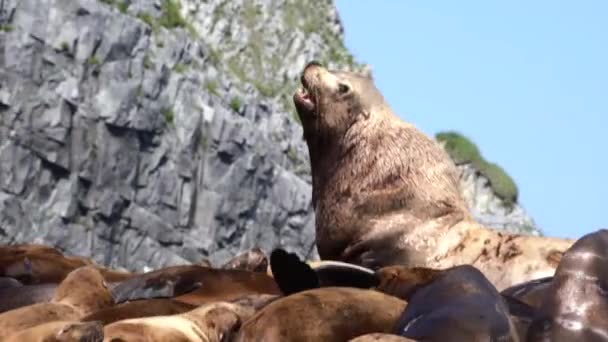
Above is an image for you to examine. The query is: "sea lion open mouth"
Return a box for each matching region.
[294,86,315,113]
[294,61,324,116]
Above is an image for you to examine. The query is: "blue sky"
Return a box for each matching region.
[334,1,607,239]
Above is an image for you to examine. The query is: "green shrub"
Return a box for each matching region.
[60,41,70,51]
[172,63,187,73]
[435,131,518,205]
[435,131,481,164]
[87,56,99,65]
[159,0,186,29]
[137,12,155,27]
[205,80,219,95]
[476,162,518,205]
[162,107,175,125]
[0,24,14,32]
[287,147,299,162]
[143,55,153,69]
[117,1,129,13]
[229,97,242,112]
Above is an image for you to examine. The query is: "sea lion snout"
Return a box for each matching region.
[57,320,104,341]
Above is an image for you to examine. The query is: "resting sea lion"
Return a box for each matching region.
[5,320,104,342]
[0,266,114,339]
[81,298,197,325]
[103,301,255,342]
[293,61,574,290]
[110,264,281,306]
[234,287,406,342]
[527,228,608,341]
[393,265,519,341]
[0,244,132,284]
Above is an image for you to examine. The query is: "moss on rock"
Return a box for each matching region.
[436,131,518,206]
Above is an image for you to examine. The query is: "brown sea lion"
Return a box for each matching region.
[103,301,255,342]
[527,228,608,341]
[350,333,417,341]
[221,247,269,273]
[5,320,104,342]
[234,287,406,342]
[0,244,132,284]
[81,298,197,325]
[393,265,519,342]
[0,265,114,339]
[109,264,281,306]
[293,61,574,290]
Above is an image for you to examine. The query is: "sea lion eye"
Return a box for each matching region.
[338,83,350,94]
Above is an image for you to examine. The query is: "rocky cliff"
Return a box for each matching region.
[0,0,539,271]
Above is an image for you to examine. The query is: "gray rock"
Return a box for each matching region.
[0,0,539,271]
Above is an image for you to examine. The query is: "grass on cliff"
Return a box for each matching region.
[435,131,518,206]
[135,0,197,37]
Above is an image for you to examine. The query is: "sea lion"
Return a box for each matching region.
[393,265,519,342]
[500,276,553,310]
[109,264,281,306]
[269,248,379,295]
[526,228,608,341]
[221,247,269,273]
[103,301,255,342]
[234,287,406,342]
[5,320,104,342]
[0,244,132,284]
[81,298,198,325]
[350,333,417,341]
[0,266,114,339]
[293,61,574,290]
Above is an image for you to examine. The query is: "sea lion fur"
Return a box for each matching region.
[293,61,574,290]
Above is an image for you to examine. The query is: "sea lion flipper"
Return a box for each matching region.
[501,294,537,319]
[0,277,23,289]
[270,249,319,295]
[111,269,203,303]
[308,260,379,289]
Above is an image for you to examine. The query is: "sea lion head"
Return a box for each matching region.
[527,228,608,340]
[293,61,388,138]
[52,266,114,315]
[5,320,104,342]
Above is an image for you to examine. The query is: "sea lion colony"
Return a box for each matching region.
[0,62,603,341]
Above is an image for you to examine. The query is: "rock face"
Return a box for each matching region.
[0,0,540,271]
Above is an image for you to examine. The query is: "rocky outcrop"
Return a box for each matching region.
[0,0,540,271]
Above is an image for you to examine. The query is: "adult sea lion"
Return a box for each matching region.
[103,301,254,342]
[526,228,608,341]
[0,244,132,284]
[293,61,574,290]
[110,264,281,306]
[234,287,406,342]
[5,320,104,342]
[81,298,197,325]
[0,266,114,339]
[393,265,519,341]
